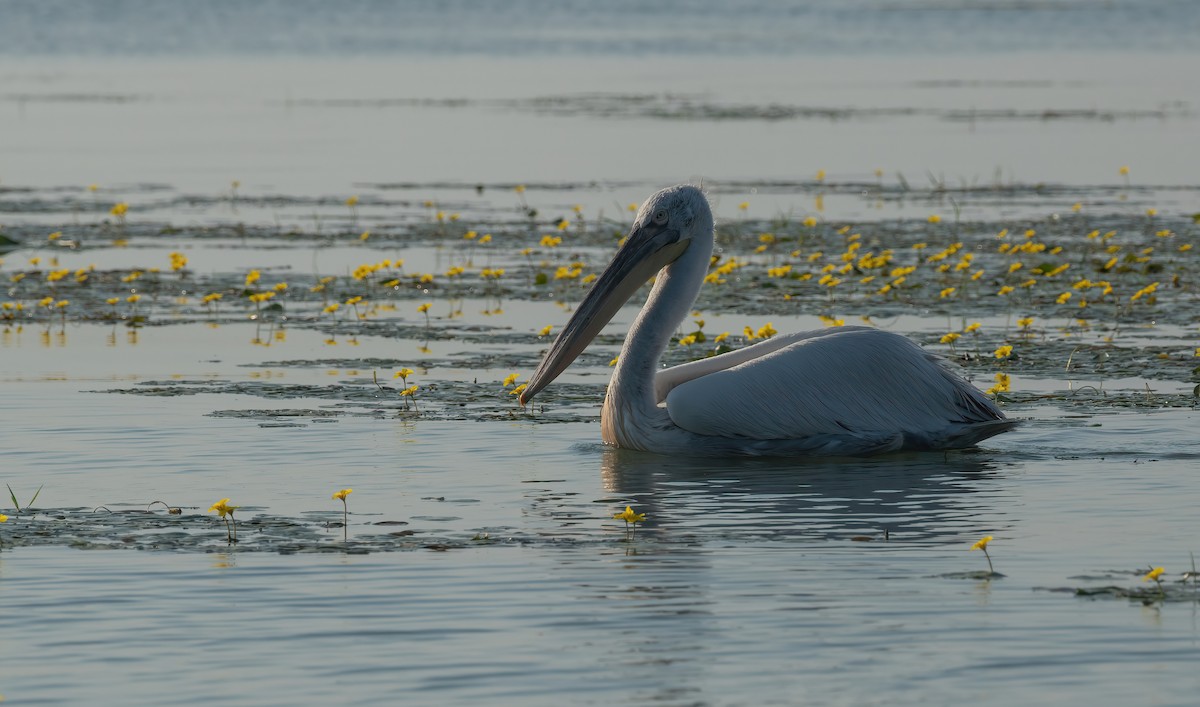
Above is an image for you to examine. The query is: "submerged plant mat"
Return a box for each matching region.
[1040,570,1200,605]
[0,507,494,554]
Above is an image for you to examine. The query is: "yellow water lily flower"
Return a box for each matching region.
[970,535,992,551]
[1143,567,1165,582]
[333,488,353,501]
[503,373,520,387]
[0,513,7,523]
[994,345,1013,359]
[614,505,646,524]
[209,498,239,518]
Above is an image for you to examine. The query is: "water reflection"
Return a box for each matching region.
[599,447,1014,543]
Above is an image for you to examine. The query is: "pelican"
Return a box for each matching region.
[520,185,1015,456]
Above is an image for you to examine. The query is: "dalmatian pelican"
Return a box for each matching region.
[520,184,1014,456]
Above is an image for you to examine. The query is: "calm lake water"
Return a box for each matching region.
[3,2,1200,705]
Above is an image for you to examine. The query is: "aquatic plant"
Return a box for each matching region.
[209,498,240,543]
[1142,566,1165,597]
[614,505,647,538]
[6,483,42,514]
[148,500,182,515]
[333,488,352,541]
[971,535,996,574]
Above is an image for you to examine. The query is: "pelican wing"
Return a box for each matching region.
[664,327,1007,451]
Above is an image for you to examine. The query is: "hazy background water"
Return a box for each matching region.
[2,0,1197,57]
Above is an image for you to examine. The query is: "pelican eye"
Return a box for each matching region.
[652,209,668,226]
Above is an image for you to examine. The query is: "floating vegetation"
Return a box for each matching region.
[1040,566,1200,605]
[3,175,1197,429]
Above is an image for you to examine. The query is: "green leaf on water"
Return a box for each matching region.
[7,483,17,509]
[29,484,43,507]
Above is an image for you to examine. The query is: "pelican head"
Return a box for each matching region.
[520,184,713,404]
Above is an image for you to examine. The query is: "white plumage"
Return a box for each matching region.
[521,184,1014,456]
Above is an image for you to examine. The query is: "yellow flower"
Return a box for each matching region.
[738,201,750,210]
[1119,165,1130,176]
[1143,567,1165,582]
[110,202,129,217]
[39,296,55,307]
[333,488,353,501]
[994,345,1013,359]
[608,357,619,367]
[0,513,7,523]
[802,216,818,228]
[394,367,414,380]
[927,214,941,224]
[939,287,956,298]
[940,332,961,345]
[126,294,141,303]
[417,302,431,313]
[1017,317,1034,328]
[964,322,981,333]
[399,384,419,397]
[105,297,120,305]
[997,286,1014,296]
[514,184,526,194]
[678,334,697,346]
[714,331,729,344]
[245,269,261,286]
[323,303,340,314]
[503,373,520,387]
[209,498,239,518]
[202,293,223,304]
[539,325,552,337]
[1056,292,1072,304]
[345,196,359,207]
[510,383,528,396]
[970,535,993,551]
[815,169,825,182]
[614,505,646,524]
[756,322,777,339]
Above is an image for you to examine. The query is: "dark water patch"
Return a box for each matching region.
[289,92,1192,124]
